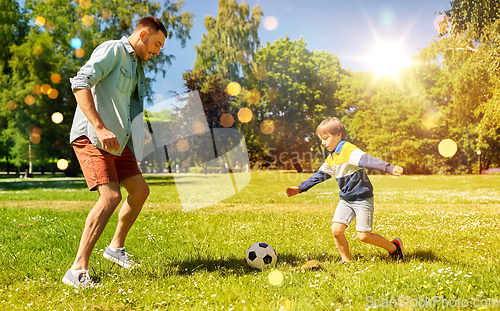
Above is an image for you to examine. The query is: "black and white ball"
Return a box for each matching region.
[245,242,277,269]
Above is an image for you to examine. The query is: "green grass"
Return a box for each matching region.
[0,172,499,310]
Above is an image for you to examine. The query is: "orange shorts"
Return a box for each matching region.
[72,136,142,191]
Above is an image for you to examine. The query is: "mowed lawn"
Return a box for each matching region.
[0,172,499,310]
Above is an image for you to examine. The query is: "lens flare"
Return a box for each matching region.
[48,88,59,99]
[192,120,206,134]
[226,81,241,97]
[51,112,64,124]
[30,126,42,135]
[74,48,85,58]
[40,84,51,95]
[260,120,274,134]
[41,87,51,97]
[30,133,41,144]
[176,139,190,152]
[236,50,251,65]
[220,113,235,128]
[7,100,17,111]
[26,150,35,159]
[438,139,457,158]
[35,16,46,27]
[101,8,112,21]
[237,108,253,123]
[82,15,95,26]
[45,21,55,32]
[33,45,43,55]
[263,16,279,30]
[434,14,451,33]
[279,298,292,311]
[57,159,69,170]
[33,85,42,95]
[246,89,261,104]
[50,73,61,84]
[268,270,284,286]
[80,0,91,9]
[252,65,268,81]
[422,111,440,130]
[25,95,35,106]
[71,38,82,49]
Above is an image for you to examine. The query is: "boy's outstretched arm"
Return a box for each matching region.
[286,169,332,197]
[392,165,404,176]
[286,186,301,197]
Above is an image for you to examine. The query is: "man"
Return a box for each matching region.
[62,16,167,288]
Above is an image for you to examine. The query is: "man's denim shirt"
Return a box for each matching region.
[70,36,145,156]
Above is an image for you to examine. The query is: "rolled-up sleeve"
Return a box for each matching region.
[70,43,118,91]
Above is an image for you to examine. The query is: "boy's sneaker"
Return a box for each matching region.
[103,247,140,269]
[62,269,99,288]
[390,238,405,262]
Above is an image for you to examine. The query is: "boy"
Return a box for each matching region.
[286,117,405,263]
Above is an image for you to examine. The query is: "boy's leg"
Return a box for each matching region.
[353,197,404,260]
[71,182,122,271]
[109,174,150,248]
[357,232,396,253]
[331,199,356,262]
[331,222,351,262]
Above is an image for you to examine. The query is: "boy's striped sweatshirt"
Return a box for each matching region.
[297,141,395,201]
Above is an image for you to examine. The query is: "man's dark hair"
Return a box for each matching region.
[137,16,168,38]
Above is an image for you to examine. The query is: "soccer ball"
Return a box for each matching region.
[245,242,277,269]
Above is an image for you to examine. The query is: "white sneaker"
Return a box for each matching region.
[103,247,140,268]
[62,269,99,288]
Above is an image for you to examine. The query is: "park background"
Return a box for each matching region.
[1,1,500,310]
[1,0,500,176]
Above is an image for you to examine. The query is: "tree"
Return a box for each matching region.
[193,0,262,82]
[415,18,500,172]
[1,0,194,175]
[243,37,345,170]
[443,0,500,41]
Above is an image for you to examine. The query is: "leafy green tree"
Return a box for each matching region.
[415,19,500,172]
[193,0,262,81]
[243,37,345,170]
[0,0,29,173]
[1,0,194,175]
[443,0,500,41]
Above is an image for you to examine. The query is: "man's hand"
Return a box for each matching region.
[74,88,120,152]
[96,127,120,152]
[392,166,404,177]
[286,186,301,197]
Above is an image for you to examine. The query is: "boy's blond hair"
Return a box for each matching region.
[315,117,347,139]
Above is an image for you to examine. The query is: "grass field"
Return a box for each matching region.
[0,172,499,310]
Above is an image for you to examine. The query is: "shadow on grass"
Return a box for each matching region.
[405,249,441,262]
[376,249,442,263]
[89,252,321,281]
[139,252,333,279]
[0,179,88,190]
[89,249,444,282]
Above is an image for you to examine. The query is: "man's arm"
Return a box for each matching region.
[73,89,120,152]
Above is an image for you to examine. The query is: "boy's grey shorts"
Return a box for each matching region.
[332,197,374,232]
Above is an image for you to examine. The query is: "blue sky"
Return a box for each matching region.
[154,0,452,97]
